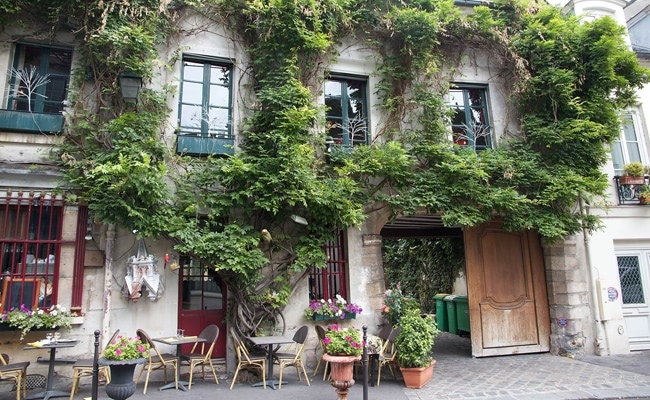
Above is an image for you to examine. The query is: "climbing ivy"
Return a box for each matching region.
[2,0,647,336]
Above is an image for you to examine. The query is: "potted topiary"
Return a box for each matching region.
[395,303,439,389]
[620,162,646,185]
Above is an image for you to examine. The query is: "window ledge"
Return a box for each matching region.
[0,110,64,134]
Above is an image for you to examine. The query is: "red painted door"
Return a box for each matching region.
[178,258,227,357]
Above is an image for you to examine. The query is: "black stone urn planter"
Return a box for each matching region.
[99,358,146,400]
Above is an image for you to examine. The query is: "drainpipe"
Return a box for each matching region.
[102,223,115,347]
[580,199,607,355]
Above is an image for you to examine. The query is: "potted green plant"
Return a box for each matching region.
[620,162,646,185]
[395,304,439,389]
[638,184,650,205]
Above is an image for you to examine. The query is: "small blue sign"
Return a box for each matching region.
[607,287,619,302]
[558,318,568,327]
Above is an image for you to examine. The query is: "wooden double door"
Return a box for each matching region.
[464,221,550,357]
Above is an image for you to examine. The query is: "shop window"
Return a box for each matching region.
[309,230,348,301]
[0,192,64,313]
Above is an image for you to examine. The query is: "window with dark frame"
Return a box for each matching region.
[180,257,224,311]
[178,58,233,139]
[7,44,72,114]
[617,255,645,305]
[309,231,348,301]
[324,76,369,148]
[449,86,492,150]
[0,192,64,313]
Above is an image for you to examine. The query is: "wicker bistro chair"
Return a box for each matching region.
[180,325,220,389]
[69,330,119,400]
[274,325,310,389]
[376,327,400,386]
[0,353,30,400]
[312,325,330,381]
[135,329,178,394]
[229,328,266,390]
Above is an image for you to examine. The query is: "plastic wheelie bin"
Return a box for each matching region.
[444,295,458,335]
[454,295,470,335]
[433,294,450,332]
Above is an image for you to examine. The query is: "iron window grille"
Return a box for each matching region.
[309,230,348,301]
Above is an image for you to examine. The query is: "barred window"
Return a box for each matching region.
[309,231,348,301]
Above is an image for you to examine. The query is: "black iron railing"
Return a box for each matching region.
[614,175,649,205]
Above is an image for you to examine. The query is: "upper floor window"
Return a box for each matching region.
[611,113,645,176]
[7,44,72,114]
[324,76,368,148]
[177,58,234,157]
[178,58,232,138]
[449,86,492,150]
[0,192,64,314]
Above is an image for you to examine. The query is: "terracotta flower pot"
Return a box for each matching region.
[400,359,436,389]
[322,354,361,400]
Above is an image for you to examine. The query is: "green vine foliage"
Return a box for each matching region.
[383,238,464,314]
[5,0,648,336]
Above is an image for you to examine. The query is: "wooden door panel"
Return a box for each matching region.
[465,221,550,357]
[481,302,537,347]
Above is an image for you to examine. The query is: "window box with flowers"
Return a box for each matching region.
[0,304,76,340]
[304,294,363,321]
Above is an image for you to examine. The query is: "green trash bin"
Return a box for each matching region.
[454,295,470,335]
[433,294,450,332]
[444,295,458,335]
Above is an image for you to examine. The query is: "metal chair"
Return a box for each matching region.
[229,327,266,390]
[180,325,220,389]
[0,353,30,400]
[312,325,330,380]
[135,329,178,394]
[274,325,310,389]
[377,327,400,386]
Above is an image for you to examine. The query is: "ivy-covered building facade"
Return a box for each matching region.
[0,0,648,382]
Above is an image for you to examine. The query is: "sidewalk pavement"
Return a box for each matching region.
[3,332,650,400]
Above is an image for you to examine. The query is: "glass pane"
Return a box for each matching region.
[448,89,464,107]
[611,140,624,173]
[45,76,67,102]
[470,108,486,125]
[182,82,203,104]
[622,116,638,142]
[324,80,342,97]
[618,256,645,304]
[210,65,230,85]
[180,105,203,130]
[183,62,204,81]
[451,109,465,126]
[209,84,229,107]
[467,89,485,107]
[207,107,229,131]
[626,144,642,164]
[47,49,72,75]
[325,97,342,118]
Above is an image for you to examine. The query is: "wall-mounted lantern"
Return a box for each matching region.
[118,72,143,103]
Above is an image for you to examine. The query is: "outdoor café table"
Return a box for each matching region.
[151,335,206,391]
[246,335,294,389]
[23,339,78,400]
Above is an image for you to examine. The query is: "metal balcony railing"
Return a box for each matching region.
[614,175,649,205]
